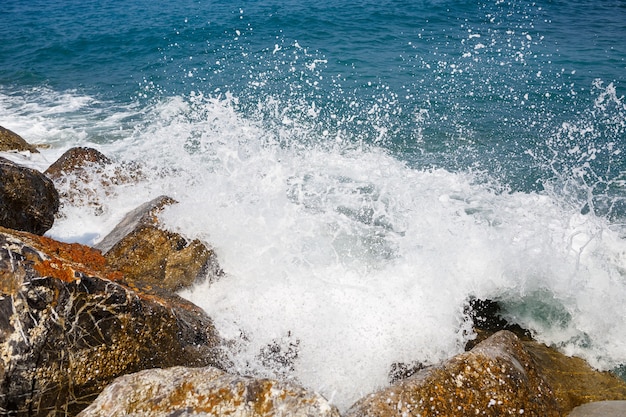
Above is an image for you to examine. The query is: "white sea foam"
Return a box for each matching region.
[3,88,626,411]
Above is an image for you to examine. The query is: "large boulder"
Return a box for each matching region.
[0,227,224,416]
[346,331,561,417]
[77,366,341,417]
[0,126,38,153]
[96,196,222,292]
[0,157,59,234]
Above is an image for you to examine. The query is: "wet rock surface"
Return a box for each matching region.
[0,157,59,235]
[0,126,39,153]
[0,227,224,416]
[96,196,222,292]
[77,366,341,417]
[346,331,560,417]
[44,146,112,180]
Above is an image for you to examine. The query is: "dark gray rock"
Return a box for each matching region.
[0,157,59,234]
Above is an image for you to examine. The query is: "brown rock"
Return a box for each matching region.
[44,146,112,180]
[77,366,341,417]
[44,147,143,216]
[0,157,59,234]
[96,196,222,292]
[0,126,39,153]
[346,330,560,417]
[523,340,626,412]
[0,227,224,416]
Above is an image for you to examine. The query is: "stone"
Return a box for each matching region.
[0,126,39,153]
[96,196,222,292]
[567,401,626,417]
[44,147,142,216]
[77,366,341,417]
[44,146,112,180]
[522,340,626,412]
[0,227,224,416]
[0,157,59,234]
[346,330,560,417]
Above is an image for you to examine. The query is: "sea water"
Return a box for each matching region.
[1,0,626,410]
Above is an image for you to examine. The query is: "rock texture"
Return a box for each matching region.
[0,227,223,416]
[96,196,222,292]
[44,146,112,180]
[346,331,560,417]
[567,401,626,417]
[44,147,141,216]
[0,126,38,153]
[523,340,626,412]
[0,157,59,235]
[77,366,341,417]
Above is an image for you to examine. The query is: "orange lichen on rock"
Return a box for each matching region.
[1,226,123,282]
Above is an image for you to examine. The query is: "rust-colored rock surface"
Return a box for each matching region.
[0,126,38,153]
[0,227,223,416]
[97,196,222,292]
[77,366,341,417]
[346,331,560,417]
[0,157,59,234]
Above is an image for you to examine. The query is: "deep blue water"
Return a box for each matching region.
[2,1,625,199]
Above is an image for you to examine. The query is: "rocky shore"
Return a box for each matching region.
[2,125,626,416]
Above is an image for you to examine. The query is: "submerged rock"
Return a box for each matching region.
[0,227,223,416]
[0,126,39,153]
[346,330,560,417]
[0,157,59,234]
[96,196,222,292]
[77,366,341,417]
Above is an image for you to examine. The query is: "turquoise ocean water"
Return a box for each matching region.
[2,0,626,408]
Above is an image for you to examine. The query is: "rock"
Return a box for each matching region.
[0,227,224,416]
[77,366,341,417]
[44,147,142,216]
[522,340,626,412]
[346,330,560,417]
[44,146,112,180]
[0,126,39,153]
[567,401,626,417]
[96,196,222,292]
[0,157,59,234]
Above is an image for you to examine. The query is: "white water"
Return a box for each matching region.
[3,88,626,411]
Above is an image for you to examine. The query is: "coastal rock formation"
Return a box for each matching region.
[96,196,222,292]
[44,146,112,180]
[77,366,341,417]
[346,330,560,417]
[44,146,142,216]
[0,157,59,234]
[0,227,223,416]
[523,340,626,412]
[0,126,39,153]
